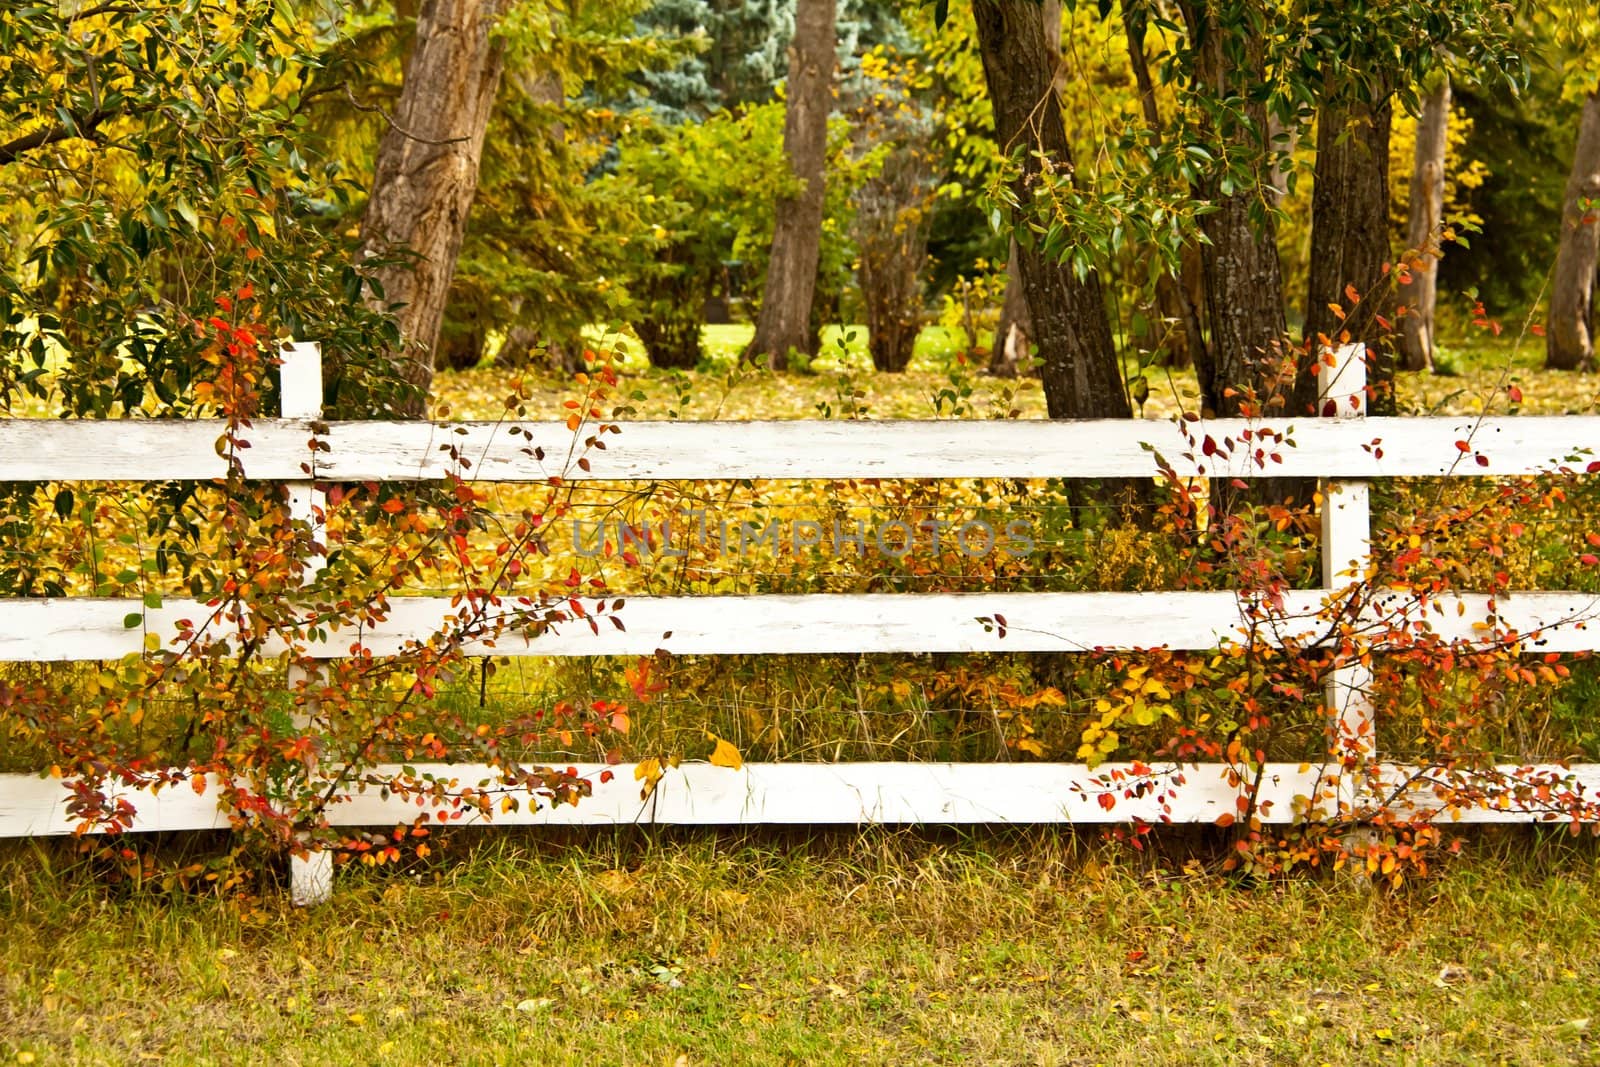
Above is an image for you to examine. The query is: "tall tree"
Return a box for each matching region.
[746,0,837,370]
[970,0,1129,420]
[1173,1,1294,425]
[848,49,937,373]
[1547,83,1600,371]
[987,0,1061,380]
[1122,0,1204,371]
[632,0,796,121]
[359,0,507,413]
[1400,75,1450,373]
[1304,78,1396,414]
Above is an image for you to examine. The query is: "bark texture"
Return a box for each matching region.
[989,0,1061,380]
[746,0,836,371]
[972,0,1129,420]
[1305,86,1395,415]
[1400,76,1449,372]
[360,0,507,415]
[1547,85,1600,371]
[1177,1,1293,424]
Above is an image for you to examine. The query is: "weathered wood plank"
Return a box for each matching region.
[1,416,1596,482]
[3,590,1597,662]
[4,760,1596,836]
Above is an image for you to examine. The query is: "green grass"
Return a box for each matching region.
[4,831,1600,1065]
[695,323,970,373]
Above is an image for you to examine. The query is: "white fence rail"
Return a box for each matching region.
[3,343,1600,903]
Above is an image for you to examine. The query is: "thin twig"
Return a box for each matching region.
[345,86,470,147]
[0,108,112,165]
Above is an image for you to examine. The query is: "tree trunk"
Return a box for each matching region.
[1177,1,1293,424]
[746,0,836,371]
[972,0,1129,421]
[988,0,1062,381]
[857,144,933,373]
[359,0,506,416]
[498,326,585,375]
[1400,75,1449,373]
[1305,87,1395,415]
[1122,0,1204,370]
[1547,85,1600,372]
[989,241,1031,377]
[1174,1,1304,517]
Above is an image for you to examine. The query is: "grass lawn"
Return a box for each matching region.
[4,831,1600,1066]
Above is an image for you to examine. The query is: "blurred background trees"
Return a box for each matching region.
[5,0,1596,416]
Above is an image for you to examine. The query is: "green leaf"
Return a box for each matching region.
[173,197,199,230]
[122,613,142,629]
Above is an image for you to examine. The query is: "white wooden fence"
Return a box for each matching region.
[3,342,1600,904]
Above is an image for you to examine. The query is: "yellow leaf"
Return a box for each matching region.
[635,757,663,799]
[707,735,743,770]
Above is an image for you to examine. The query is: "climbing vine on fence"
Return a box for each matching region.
[1078,356,1600,885]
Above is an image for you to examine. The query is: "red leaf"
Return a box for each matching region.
[1582,555,1600,567]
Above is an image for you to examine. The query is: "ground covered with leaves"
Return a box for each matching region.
[441,325,1600,422]
[3,831,1599,1066]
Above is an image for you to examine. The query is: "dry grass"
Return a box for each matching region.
[3,830,1600,1065]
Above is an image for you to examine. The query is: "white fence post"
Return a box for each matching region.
[278,341,333,906]
[1318,342,1374,822]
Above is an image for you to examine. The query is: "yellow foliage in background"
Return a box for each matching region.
[1388,99,1487,238]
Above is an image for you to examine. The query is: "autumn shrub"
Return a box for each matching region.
[0,304,656,887]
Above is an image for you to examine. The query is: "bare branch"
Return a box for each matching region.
[64,2,140,24]
[344,86,469,147]
[0,108,112,166]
